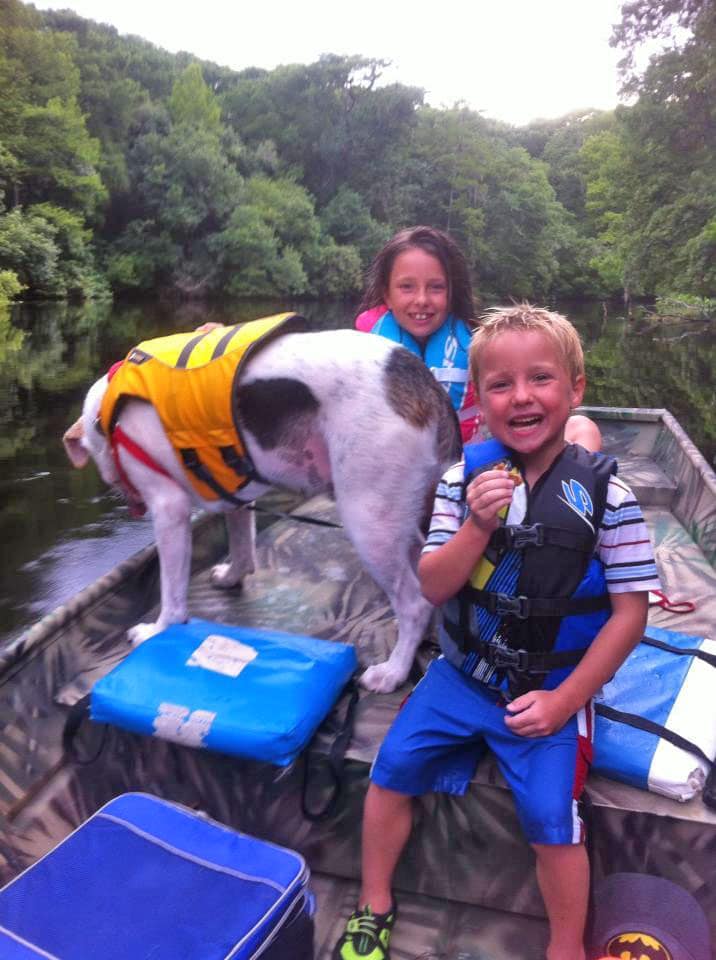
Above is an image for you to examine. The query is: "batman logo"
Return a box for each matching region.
[604,930,672,960]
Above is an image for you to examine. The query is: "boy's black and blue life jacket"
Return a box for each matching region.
[439,439,617,698]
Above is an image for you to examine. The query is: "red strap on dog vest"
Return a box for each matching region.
[110,424,174,518]
[107,359,124,381]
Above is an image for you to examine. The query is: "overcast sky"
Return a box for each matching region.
[33,0,636,126]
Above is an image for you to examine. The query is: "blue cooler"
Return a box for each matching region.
[0,792,314,959]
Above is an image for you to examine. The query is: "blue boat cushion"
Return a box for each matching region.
[0,792,313,960]
[90,619,358,766]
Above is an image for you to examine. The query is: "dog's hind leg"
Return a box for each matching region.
[211,507,256,589]
[360,555,434,694]
[336,487,435,694]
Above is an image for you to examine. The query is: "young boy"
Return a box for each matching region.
[333,305,660,960]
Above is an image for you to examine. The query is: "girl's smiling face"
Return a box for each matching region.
[477,329,585,478]
[384,247,450,343]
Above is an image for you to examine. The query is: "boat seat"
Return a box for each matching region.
[617,452,679,507]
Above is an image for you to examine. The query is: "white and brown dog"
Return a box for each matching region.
[64,321,461,693]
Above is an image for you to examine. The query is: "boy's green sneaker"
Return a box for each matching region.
[332,903,397,960]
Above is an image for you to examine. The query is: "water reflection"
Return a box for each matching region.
[0,297,714,646]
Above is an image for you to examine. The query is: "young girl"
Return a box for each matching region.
[355,225,479,444]
[355,225,600,450]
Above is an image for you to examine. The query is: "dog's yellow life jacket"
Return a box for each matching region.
[99,313,304,502]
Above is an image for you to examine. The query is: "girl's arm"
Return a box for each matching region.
[565,414,602,451]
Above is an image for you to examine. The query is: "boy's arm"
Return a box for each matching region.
[419,518,491,606]
[419,469,516,606]
[505,590,648,737]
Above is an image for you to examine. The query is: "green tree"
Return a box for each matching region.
[169,63,222,132]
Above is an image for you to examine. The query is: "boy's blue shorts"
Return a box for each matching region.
[370,656,594,845]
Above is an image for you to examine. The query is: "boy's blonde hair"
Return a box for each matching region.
[469,303,585,386]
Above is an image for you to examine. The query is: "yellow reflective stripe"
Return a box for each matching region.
[132,314,297,369]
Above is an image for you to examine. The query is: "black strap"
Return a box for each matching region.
[594,702,712,766]
[703,764,716,810]
[301,679,360,822]
[62,694,108,765]
[220,445,260,482]
[444,620,586,673]
[180,448,250,505]
[490,523,594,554]
[245,501,342,530]
[181,448,343,529]
[465,586,611,620]
[641,633,716,668]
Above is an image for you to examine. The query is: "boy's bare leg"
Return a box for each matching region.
[359,783,413,913]
[532,843,589,960]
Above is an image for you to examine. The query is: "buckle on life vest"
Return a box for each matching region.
[491,593,530,619]
[484,644,531,672]
[493,523,544,550]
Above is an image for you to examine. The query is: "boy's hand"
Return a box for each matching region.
[504,689,573,737]
[466,469,516,533]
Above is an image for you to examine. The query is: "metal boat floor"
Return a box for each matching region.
[312,872,548,960]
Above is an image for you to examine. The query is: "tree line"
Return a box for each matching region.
[0,0,713,304]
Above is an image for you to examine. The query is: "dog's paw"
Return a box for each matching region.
[127,622,162,646]
[210,563,246,590]
[359,661,408,694]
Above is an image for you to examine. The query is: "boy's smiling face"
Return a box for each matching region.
[477,329,585,478]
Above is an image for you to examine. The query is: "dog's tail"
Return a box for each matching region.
[437,399,463,469]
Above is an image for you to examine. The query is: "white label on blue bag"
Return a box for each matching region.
[153,703,216,747]
[186,634,258,678]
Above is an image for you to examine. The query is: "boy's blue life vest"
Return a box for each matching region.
[372,310,472,414]
[440,441,617,697]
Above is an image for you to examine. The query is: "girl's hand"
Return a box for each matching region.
[504,689,573,737]
[194,322,225,333]
[465,469,516,533]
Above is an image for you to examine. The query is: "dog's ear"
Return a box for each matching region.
[63,417,89,468]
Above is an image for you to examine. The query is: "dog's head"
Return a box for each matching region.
[63,375,119,485]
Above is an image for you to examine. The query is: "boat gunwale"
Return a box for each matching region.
[579,405,716,495]
[0,513,224,681]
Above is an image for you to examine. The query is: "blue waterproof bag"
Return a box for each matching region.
[0,792,314,960]
[79,618,358,766]
[593,625,716,801]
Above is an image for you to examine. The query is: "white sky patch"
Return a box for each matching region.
[32,0,662,126]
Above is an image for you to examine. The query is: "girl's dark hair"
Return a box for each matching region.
[358,225,477,327]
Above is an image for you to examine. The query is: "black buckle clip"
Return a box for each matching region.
[486,645,531,672]
[492,593,530,619]
[507,524,544,549]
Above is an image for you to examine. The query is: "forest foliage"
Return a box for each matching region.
[0,0,714,304]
